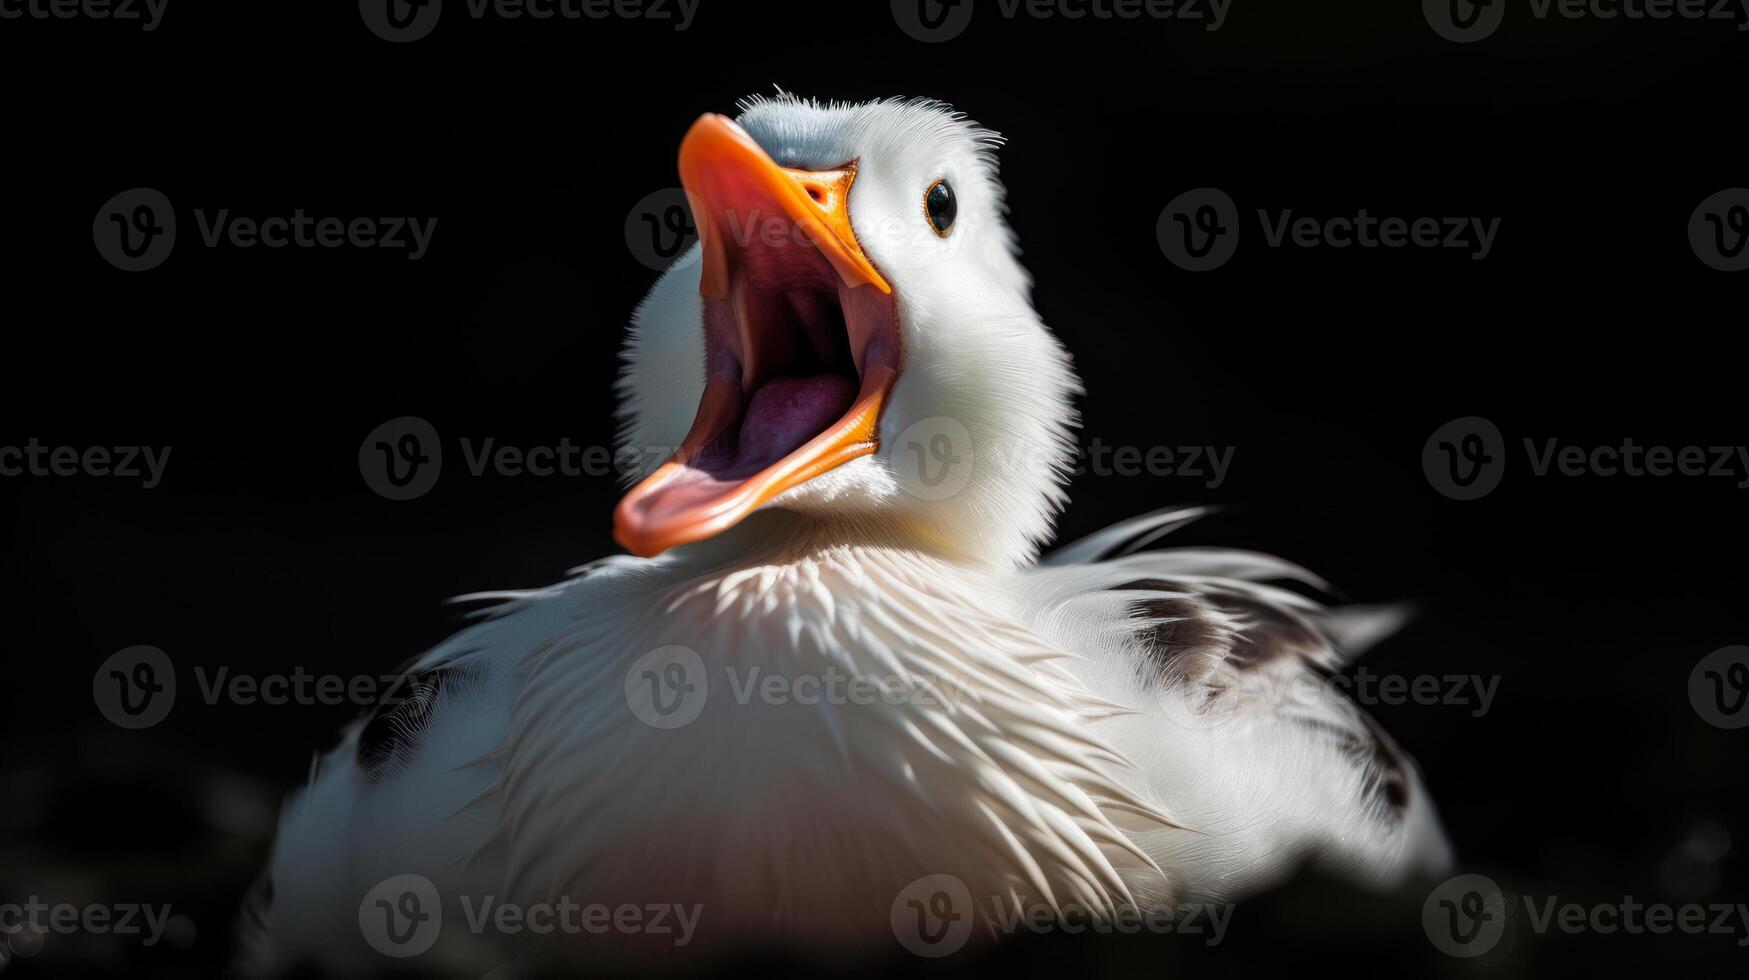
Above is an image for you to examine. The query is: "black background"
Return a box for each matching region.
[2,0,1746,975]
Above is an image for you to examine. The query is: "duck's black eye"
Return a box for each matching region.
[924,179,956,237]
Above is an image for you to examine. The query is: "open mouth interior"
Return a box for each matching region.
[695,241,887,479]
[619,211,901,537]
[614,115,903,557]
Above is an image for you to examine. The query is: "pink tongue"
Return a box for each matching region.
[736,373,858,468]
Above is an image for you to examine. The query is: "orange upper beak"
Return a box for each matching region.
[681,114,891,300]
[612,114,900,558]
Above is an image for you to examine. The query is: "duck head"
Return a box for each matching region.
[614,95,1079,570]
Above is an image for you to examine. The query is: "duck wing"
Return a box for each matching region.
[1014,509,1453,901]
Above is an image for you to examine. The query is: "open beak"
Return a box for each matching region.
[613,114,902,558]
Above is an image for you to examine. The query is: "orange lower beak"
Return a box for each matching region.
[613,115,901,558]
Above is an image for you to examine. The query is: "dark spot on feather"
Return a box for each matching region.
[1121,578,1331,688]
[1224,600,1329,672]
[1115,577,1412,824]
[1383,776,1409,810]
[1293,713,1411,822]
[1357,712,1412,818]
[1134,594,1227,685]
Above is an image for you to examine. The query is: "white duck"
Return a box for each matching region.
[243,94,1451,974]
